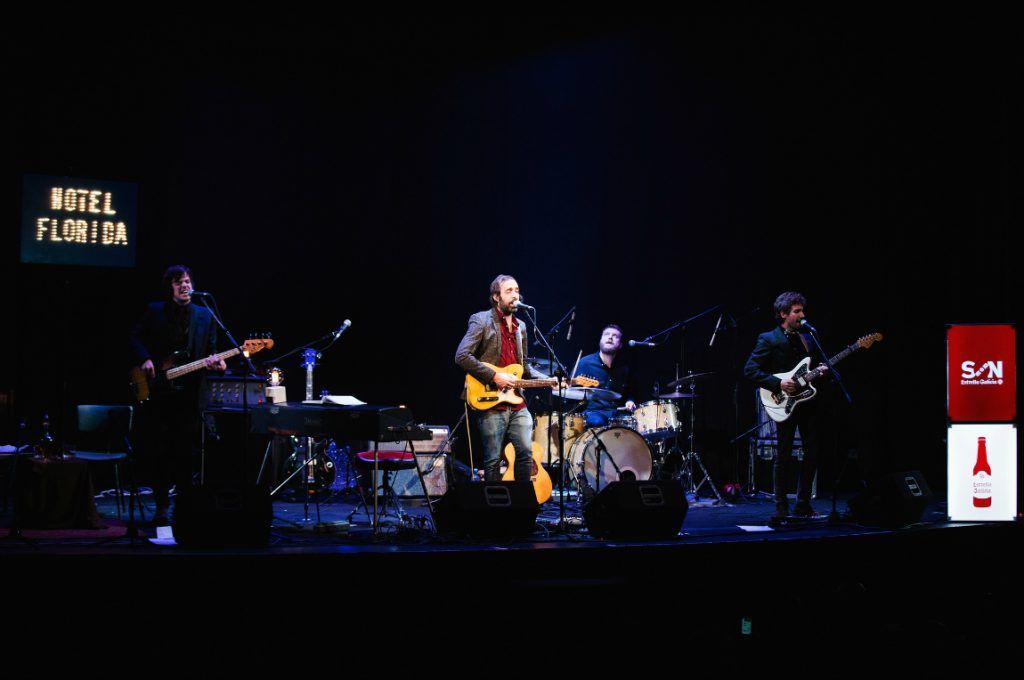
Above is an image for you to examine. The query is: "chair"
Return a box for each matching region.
[69,405,139,520]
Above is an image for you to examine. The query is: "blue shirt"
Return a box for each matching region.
[576,351,633,414]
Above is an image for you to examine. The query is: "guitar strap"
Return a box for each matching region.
[463,400,475,475]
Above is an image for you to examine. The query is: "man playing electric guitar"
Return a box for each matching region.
[455,274,549,483]
[129,265,227,525]
[743,291,823,520]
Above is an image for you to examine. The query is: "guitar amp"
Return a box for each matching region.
[207,374,268,409]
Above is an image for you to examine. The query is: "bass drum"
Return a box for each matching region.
[568,426,653,500]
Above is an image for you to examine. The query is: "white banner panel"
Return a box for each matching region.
[947,423,1017,521]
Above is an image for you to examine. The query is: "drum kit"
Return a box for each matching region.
[529,367,722,503]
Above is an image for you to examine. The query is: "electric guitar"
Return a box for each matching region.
[465,362,599,411]
[759,332,882,423]
[502,441,552,504]
[129,336,274,403]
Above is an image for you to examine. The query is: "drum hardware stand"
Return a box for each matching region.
[677,374,723,503]
[651,435,684,480]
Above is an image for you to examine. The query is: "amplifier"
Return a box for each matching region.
[208,375,268,409]
[374,426,450,497]
[373,453,449,497]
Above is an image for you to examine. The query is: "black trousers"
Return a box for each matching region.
[773,404,820,505]
[141,391,201,509]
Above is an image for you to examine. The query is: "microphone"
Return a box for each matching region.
[186,290,212,297]
[628,340,657,347]
[512,300,535,312]
[800,319,818,333]
[333,319,352,339]
[566,309,575,341]
[709,312,723,348]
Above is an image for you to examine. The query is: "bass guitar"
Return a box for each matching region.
[129,336,274,403]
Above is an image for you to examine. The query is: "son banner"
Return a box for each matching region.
[947,324,1015,422]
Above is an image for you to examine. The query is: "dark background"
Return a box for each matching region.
[4,11,1019,493]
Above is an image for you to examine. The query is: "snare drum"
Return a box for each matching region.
[634,400,681,440]
[568,426,653,499]
[608,415,637,431]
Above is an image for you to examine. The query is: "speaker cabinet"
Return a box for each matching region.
[848,470,932,528]
[584,480,688,539]
[433,481,539,538]
[172,484,272,547]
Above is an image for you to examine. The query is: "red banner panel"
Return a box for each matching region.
[947,324,1016,422]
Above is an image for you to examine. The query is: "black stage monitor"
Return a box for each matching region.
[21,174,137,267]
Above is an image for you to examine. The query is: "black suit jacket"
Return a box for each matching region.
[129,301,217,368]
[743,326,812,392]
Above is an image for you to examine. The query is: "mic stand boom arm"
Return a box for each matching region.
[636,304,721,347]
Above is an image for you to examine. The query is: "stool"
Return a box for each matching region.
[352,449,419,524]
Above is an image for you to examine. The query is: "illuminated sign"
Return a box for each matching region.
[21,174,137,267]
[947,324,1016,422]
[947,423,1017,521]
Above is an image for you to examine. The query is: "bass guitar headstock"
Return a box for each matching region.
[242,333,275,357]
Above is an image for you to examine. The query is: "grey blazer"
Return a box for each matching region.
[454,309,545,398]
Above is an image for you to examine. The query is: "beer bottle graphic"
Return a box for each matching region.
[972,436,992,508]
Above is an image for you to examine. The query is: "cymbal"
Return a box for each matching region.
[556,386,622,402]
[658,391,696,399]
[527,357,556,372]
[667,371,714,389]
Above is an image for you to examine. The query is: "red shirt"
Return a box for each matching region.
[495,309,525,411]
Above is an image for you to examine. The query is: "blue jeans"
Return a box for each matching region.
[585,409,614,429]
[475,408,534,482]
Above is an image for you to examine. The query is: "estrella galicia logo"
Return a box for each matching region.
[961,360,1005,385]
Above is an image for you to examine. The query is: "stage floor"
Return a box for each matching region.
[4,486,1020,670]
[1,487,964,553]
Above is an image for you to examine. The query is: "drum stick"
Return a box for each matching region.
[570,350,582,380]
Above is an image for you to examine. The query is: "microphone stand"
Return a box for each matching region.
[195,295,258,498]
[537,306,575,477]
[803,326,854,524]
[637,305,720,499]
[259,323,352,524]
[523,306,575,533]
